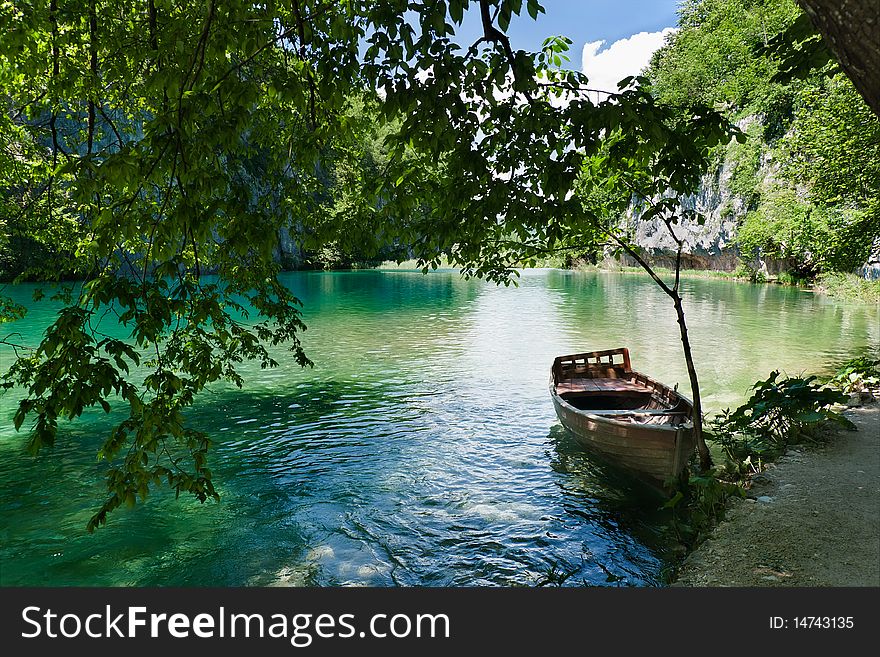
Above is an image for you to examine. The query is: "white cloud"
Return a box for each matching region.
[581,28,676,95]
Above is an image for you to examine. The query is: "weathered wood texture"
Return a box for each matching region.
[555,378,647,395]
[552,348,632,385]
[549,350,697,487]
[550,389,695,486]
[797,0,880,116]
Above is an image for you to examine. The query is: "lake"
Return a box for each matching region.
[1,269,877,586]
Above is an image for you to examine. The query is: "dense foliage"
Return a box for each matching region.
[1,0,733,527]
[648,0,880,278]
[827,356,880,396]
[709,370,854,470]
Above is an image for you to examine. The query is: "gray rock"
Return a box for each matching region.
[747,472,775,498]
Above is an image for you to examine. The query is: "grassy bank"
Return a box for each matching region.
[373,260,880,303]
[377,258,453,270]
[590,264,879,303]
[587,263,749,282]
[815,272,880,303]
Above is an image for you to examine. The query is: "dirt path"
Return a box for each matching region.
[672,404,880,587]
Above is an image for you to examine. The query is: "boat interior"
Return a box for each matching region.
[552,348,691,426]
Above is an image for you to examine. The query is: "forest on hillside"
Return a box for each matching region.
[2,0,878,283]
[644,0,880,282]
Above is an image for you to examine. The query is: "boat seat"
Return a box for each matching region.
[581,409,689,417]
[555,378,648,395]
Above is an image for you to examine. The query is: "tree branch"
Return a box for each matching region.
[87,0,98,155]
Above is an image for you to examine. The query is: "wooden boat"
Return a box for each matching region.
[549,348,695,490]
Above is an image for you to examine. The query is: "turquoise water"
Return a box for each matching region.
[1,270,877,586]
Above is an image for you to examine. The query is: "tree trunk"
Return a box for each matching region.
[608,233,713,473]
[797,0,880,116]
[672,294,712,471]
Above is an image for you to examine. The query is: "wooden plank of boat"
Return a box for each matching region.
[549,347,696,490]
[555,378,649,395]
[580,409,689,417]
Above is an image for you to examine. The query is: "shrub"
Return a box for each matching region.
[663,473,744,546]
[827,356,880,395]
[732,261,765,283]
[708,370,854,468]
[817,272,880,303]
[777,270,810,286]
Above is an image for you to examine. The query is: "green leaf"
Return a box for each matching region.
[13,406,27,432]
[795,410,825,423]
[499,2,512,31]
[449,0,463,24]
[527,0,542,20]
[662,491,684,509]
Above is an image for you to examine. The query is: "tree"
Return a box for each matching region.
[1,0,731,528]
[796,0,880,116]
[649,0,802,113]
[779,73,880,272]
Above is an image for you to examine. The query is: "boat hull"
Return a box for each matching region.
[550,384,695,489]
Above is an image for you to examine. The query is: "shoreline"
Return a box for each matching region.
[671,402,880,587]
[5,264,878,304]
[577,265,880,302]
[376,262,880,303]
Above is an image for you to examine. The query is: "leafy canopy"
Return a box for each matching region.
[0,0,733,528]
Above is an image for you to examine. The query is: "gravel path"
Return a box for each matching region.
[672,404,880,587]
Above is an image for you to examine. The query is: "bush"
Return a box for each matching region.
[777,270,810,286]
[827,356,880,396]
[732,261,765,283]
[816,272,880,303]
[708,371,854,470]
[735,189,878,279]
[663,472,744,546]
[735,188,813,274]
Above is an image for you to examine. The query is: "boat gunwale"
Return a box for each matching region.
[548,348,694,432]
[548,379,693,433]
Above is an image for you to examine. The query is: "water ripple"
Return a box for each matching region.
[1,270,877,586]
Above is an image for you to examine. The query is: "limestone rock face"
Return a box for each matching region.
[622,117,787,273]
[275,226,303,269]
[625,155,745,270]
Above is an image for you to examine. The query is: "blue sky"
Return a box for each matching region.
[449,1,681,91]
[500,0,678,52]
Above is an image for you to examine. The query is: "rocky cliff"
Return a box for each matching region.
[620,118,797,276]
[623,155,745,272]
